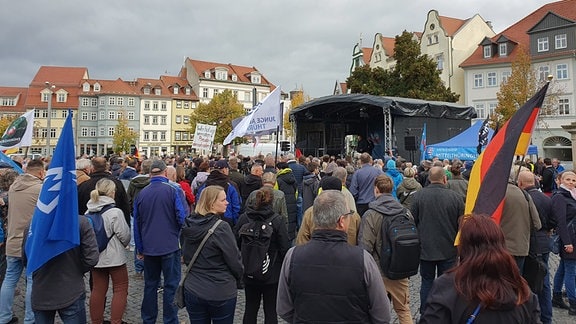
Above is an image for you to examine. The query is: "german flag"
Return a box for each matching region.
[465,83,549,224]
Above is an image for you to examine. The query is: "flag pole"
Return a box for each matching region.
[275,102,283,160]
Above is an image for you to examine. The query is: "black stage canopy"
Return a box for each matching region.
[289,94,477,162]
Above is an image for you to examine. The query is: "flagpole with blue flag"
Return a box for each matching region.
[26,110,79,275]
[420,123,427,162]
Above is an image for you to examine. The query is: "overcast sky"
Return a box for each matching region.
[0,0,551,98]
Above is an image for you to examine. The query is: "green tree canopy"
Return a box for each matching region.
[113,115,139,154]
[346,30,459,102]
[190,89,246,144]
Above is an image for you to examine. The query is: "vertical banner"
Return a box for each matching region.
[192,123,217,151]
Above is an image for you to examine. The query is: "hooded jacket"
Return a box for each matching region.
[551,187,576,260]
[385,160,403,199]
[239,174,263,204]
[197,170,241,225]
[191,171,210,194]
[6,173,42,257]
[180,213,243,301]
[396,177,422,208]
[275,168,298,241]
[235,204,290,285]
[127,174,150,212]
[359,193,405,270]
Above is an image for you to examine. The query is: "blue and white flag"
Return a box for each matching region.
[420,123,427,162]
[224,87,281,145]
[26,111,79,275]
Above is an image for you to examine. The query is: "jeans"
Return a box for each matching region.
[537,253,552,324]
[553,258,576,302]
[243,283,278,324]
[0,256,34,324]
[34,293,86,324]
[184,290,236,324]
[419,257,456,314]
[141,250,181,324]
[514,256,526,275]
[296,195,303,229]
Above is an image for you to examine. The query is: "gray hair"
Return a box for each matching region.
[313,190,348,229]
[332,167,347,183]
[76,158,91,171]
[141,159,152,174]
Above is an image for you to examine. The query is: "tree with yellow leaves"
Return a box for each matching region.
[284,89,311,137]
[113,114,139,154]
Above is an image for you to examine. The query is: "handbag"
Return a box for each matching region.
[174,219,222,309]
[522,253,547,293]
[550,232,560,254]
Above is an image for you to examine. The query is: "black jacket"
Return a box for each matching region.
[276,169,298,241]
[551,188,576,260]
[525,186,553,255]
[78,171,130,226]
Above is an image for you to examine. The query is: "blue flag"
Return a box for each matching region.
[26,111,79,275]
[420,123,427,162]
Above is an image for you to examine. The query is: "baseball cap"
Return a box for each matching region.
[215,159,229,169]
[319,176,342,191]
[150,159,167,173]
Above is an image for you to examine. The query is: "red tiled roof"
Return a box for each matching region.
[439,16,468,36]
[135,78,171,97]
[380,36,396,57]
[160,75,199,100]
[25,66,88,110]
[461,0,576,67]
[185,58,273,87]
[362,48,373,64]
[82,78,140,95]
[0,87,28,113]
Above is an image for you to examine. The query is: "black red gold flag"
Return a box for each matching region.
[464,83,549,224]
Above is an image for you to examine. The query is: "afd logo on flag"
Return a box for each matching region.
[36,167,74,214]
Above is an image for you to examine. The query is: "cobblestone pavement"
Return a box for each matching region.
[10,250,574,323]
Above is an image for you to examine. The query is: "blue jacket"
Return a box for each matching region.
[288,160,307,194]
[133,176,188,256]
[385,160,403,200]
[119,167,138,180]
[350,164,383,204]
[197,181,241,226]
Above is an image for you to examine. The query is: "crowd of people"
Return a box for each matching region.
[0,150,573,323]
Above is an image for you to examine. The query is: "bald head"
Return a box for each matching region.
[517,170,535,189]
[166,166,177,181]
[428,166,446,183]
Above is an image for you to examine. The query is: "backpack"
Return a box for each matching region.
[84,204,116,252]
[379,208,420,280]
[238,214,279,281]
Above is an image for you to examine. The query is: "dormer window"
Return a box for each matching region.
[231,74,238,82]
[204,71,211,78]
[154,88,161,95]
[56,90,68,103]
[250,73,261,84]
[173,86,178,95]
[185,87,191,95]
[499,43,507,57]
[82,82,90,92]
[144,87,151,95]
[215,69,228,81]
[483,45,492,58]
[94,83,101,92]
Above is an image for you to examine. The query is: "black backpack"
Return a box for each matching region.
[238,214,279,281]
[379,208,420,280]
[84,204,116,252]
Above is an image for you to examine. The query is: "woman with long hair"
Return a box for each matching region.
[180,185,243,324]
[420,214,540,323]
[235,187,290,324]
[176,165,195,208]
[550,170,576,314]
[87,178,131,324]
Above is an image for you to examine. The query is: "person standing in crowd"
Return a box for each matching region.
[191,161,210,195]
[197,159,241,227]
[420,214,541,323]
[416,160,432,187]
[176,165,195,210]
[180,185,243,324]
[541,158,558,196]
[517,170,554,324]
[76,158,92,186]
[501,166,541,273]
[446,162,468,202]
[239,164,264,211]
[301,162,320,214]
[0,159,45,324]
[286,153,307,227]
[119,158,138,181]
[227,157,245,188]
[550,171,576,315]
[332,167,356,213]
[410,166,464,313]
[396,167,422,209]
[245,172,288,224]
[127,159,152,280]
[87,178,131,324]
[349,153,382,216]
[133,159,188,324]
[277,190,391,323]
[78,157,130,226]
[356,134,374,156]
[275,162,298,243]
[235,187,290,324]
[359,174,414,324]
[384,159,403,200]
[552,158,565,173]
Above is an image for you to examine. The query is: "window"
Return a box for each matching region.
[161,102,166,111]
[213,89,219,96]
[191,102,196,108]
[245,91,251,102]
[488,102,497,115]
[144,131,149,141]
[202,88,208,98]
[176,115,182,123]
[216,71,227,80]
[160,131,166,141]
[61,110,68,118]
[183,116,190,124]
[152,132,158,141]
[173,87,178,95]
[182,132,189,141]
[475,103,485,119]
[42,110,48,118]
[100,98,105,106]
[83,83,90,92]
[144,115,150,125]
[57,93,66,102]
[499,43,507,56]
[81,127,88,137]
[473,73,483,88]
[82,98,89,106]
[175,132,181,141]
[487,72,497,87]
[144,101,150,110]
[89,128,96,137]
[128,127,134,132]
[109,97,116,106]
[557,64,568,80]
[231,74,237,82]
[117,111,123,120]
[161,116,167,125]
[537,37,549,52]
[128,97,135,106]
[433,35,438,43]
[127,111,134,120]
[143,87,150,95]
[232,90,238,98]
[91,98,98,106]
[154,88,161,95]
[501,71,511,84]
[539,66,550,81]
[204,71,211,78]
[152,102,158,111]
[183,101,189,109]
[555,34,567,49]
[483,45,491,58]
[185,87,191,95]
[81,112,89,120]
[108,127,115,136]
[152,116,158,125]
[176,101,182,108]
[436,55,443,70]
[251,75,261,84]
[559,98,570,115]
[91,112,97,121]
[94,83,100,91]
[108,111,115,120]
[99,127,105,136]
[117,97,124,106]
[34,110,40,118]
[41,128,47,138]
[427,36,433,45]
[51,110,56,118]
[50,128,56,138]
[100,111,105,120]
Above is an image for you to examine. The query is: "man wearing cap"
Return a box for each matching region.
[196,159,242,226]
[277,190,391,323]
[296,176,361,246]
[133,159,189,324]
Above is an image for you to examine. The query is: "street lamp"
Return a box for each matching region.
[44,81,56,156]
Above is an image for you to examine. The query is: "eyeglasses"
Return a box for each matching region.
[341,210,355,218]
